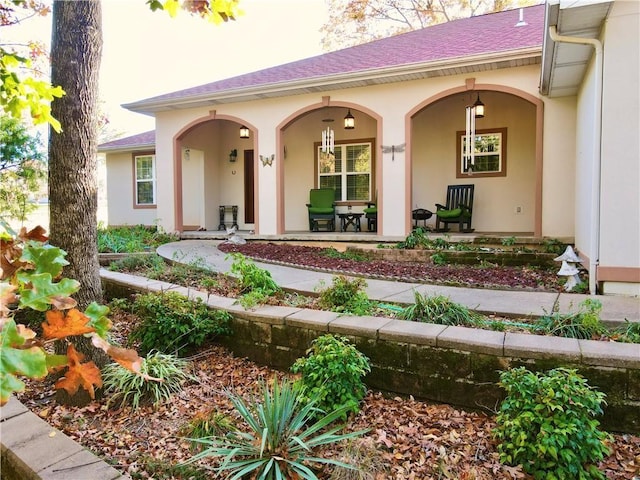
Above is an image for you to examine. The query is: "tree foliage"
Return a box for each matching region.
[0,226,150,406]
[0,0,65,131]
[0,116,46,221]
[321,0,537,51]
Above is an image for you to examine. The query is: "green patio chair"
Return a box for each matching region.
[307,188,336,231]
[435,184,474,233]
[363,202,377,231]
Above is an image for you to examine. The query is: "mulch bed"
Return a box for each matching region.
[217,242,564,291]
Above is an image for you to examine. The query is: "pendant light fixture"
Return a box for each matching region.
[239,125,250,138]
[473,95,485,118]
[344,109,355,129]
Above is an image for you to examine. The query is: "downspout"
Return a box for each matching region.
[548,26,603,295]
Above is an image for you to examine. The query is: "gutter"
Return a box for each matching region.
[547,25,603,295]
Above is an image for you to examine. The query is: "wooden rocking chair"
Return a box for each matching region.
[435,184,475,233]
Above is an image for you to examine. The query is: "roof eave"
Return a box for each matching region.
[540,0,612,97]
[124,47,541,114]
[98,142,155,153]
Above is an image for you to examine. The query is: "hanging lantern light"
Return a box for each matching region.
[473,94,485,118]
[239,125,250,138]
[344,109,355,129]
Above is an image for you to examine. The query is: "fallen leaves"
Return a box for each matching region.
[14,311,640,480]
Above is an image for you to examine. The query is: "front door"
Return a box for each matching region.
[244,149,254,224]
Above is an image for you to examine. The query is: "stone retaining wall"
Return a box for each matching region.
[347,246,558,267]
[101,271,640,434]
[0,397,126,480]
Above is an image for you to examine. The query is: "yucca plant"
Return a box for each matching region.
[102,351,194,409]
[186,378,368,480]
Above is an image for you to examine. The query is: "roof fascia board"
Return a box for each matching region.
[98,143,155,153]
[124,47,541,114]
[540,0,560,95]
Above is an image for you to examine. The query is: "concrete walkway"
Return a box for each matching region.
[157,240,640,325]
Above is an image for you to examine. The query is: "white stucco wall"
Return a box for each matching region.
[412,91,538,233]
[147,63,578,238]
[104,152,158,226]
[599,0,640,273]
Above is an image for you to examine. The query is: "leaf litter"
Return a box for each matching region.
[16,310,640,479]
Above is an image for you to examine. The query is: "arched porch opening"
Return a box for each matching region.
[173,113,257,232]
[406,83,543,236]
[276,98,382,234]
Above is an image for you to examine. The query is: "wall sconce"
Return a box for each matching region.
[229,149,238,163]
[344,109,355,129]
[239,125,250,138]
[473,95,485,118]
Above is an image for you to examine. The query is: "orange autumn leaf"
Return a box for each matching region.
[91,335,161,382]
[107,345,144,373]
[55,344,102,399]
[42,309,95,340]
[18,225,48,243]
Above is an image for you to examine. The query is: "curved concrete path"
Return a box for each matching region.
[157,240,640,325]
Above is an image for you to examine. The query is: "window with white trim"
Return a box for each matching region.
[317,142,372,201]
[135,154,156,206]
[456,128,507,178]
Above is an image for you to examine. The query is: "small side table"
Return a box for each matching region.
[218,205,239,230]
[412,208,433,229]
[338,213,363,232]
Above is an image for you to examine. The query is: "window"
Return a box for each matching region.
[317,141,372,201]
[456,128,507,178]
[134,154,156,206]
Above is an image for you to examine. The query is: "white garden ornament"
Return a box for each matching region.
[554,246,582,291]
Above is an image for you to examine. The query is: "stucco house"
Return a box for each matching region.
[98,0,639,296]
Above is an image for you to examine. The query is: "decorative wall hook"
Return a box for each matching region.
[260,154,275,167]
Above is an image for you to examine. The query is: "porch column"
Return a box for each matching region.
[380,114,409,236]
[256,130,278,235]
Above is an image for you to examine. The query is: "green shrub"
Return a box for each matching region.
[186,378,367,479]
[317,275,373,315]
[613,320,640,343]
[130,291,231,356]
[97,224,178,253]
[396,227,429,249]
[493,367,611,480]
[228,253,280,307]
[400,292,481,327]
[534,299,606,339]
[108,253,166,273]
[501,236,516,247]
[542,238,567,254]
[291,334,370,419]
[430,252,447,265]
[321,247,367,261]
[396,229,452,250]
[103,351,194,409]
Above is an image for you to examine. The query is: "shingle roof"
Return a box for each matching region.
[98,130,155,151]
[128,4,544,109]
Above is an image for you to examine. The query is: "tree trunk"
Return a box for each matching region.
[49,0,103,309]
[49,0,107,406]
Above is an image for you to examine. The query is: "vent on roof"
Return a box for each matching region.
[515,8,528,27]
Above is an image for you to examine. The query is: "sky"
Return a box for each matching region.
[6,0,328,137]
